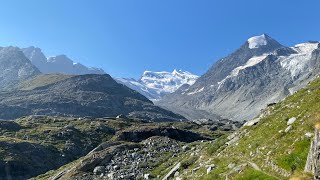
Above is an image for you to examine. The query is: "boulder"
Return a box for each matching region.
[206,164,215,174]
[305,132,313,138]
[144,174,150,179]
[116,114,127,119]
[93,166,105,175]
[287,117,297,125]
[243,118,260,127]
[228,163,235,169]
[182,145,191,151]
[285,125,292,133]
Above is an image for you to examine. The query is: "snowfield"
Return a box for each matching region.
[116,69,199,100]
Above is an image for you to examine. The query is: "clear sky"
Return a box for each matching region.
[0,0,319,78]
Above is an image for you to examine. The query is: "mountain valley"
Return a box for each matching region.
[0,34,320,179]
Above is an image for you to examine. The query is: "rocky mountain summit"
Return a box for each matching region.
[116,69,199,100]
[22,46,105,75]
[157,34,320,121]
[0,46,40,90]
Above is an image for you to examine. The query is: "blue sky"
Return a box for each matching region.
[0,0,319,78]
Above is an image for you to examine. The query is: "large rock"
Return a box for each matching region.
[304,124,320,179]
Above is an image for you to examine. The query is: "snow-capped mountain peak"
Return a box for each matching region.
[115,69,199,101]
[247,34,268,49]
[140,70,199,93]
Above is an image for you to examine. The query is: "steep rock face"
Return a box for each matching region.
[305,125,320,179]
[0,46,40,90]
[158,35,320,121]
[115,69,199,100]
[0,74,184,121]
[22,46,105,75]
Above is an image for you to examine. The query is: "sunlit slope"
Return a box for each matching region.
[201,76,320,179]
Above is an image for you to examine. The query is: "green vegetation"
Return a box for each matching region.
[277,139,310,171]
[236,168,278,180]
[181,156,198,169]
[206,134,228,155]
[174,78,320,179]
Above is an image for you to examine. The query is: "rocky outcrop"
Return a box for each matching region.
[305,124,320,179]
[191,118,243,131]
[115,126,212,143]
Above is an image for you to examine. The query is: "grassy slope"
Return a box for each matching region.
[198,77,320,179]
[18,74,73,90]
[152,77,320,180]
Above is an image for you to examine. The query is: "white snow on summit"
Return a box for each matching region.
[248,34,268,49]
[216,41,319,90]
[116,69,199,101]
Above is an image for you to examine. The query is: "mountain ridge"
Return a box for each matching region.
[157,35,320,121]
[22,46,105,75]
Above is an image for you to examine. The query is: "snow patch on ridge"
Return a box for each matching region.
[248,34,267,49]
[217,54,269,89]
[187,87,204,95]
[230,55,269,76]
[280,42,319,79]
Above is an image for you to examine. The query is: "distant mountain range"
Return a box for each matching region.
[22,46,105,75]
[115,69,199,100]
[0,46,184,121]
[22,46,199,101]
[157,34,320,121]
[1,35,320,180]
[1,34,319,124]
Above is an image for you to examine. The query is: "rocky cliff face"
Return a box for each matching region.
[305,125,320,179]
[0,46,40,90]
[157,35,320,121]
